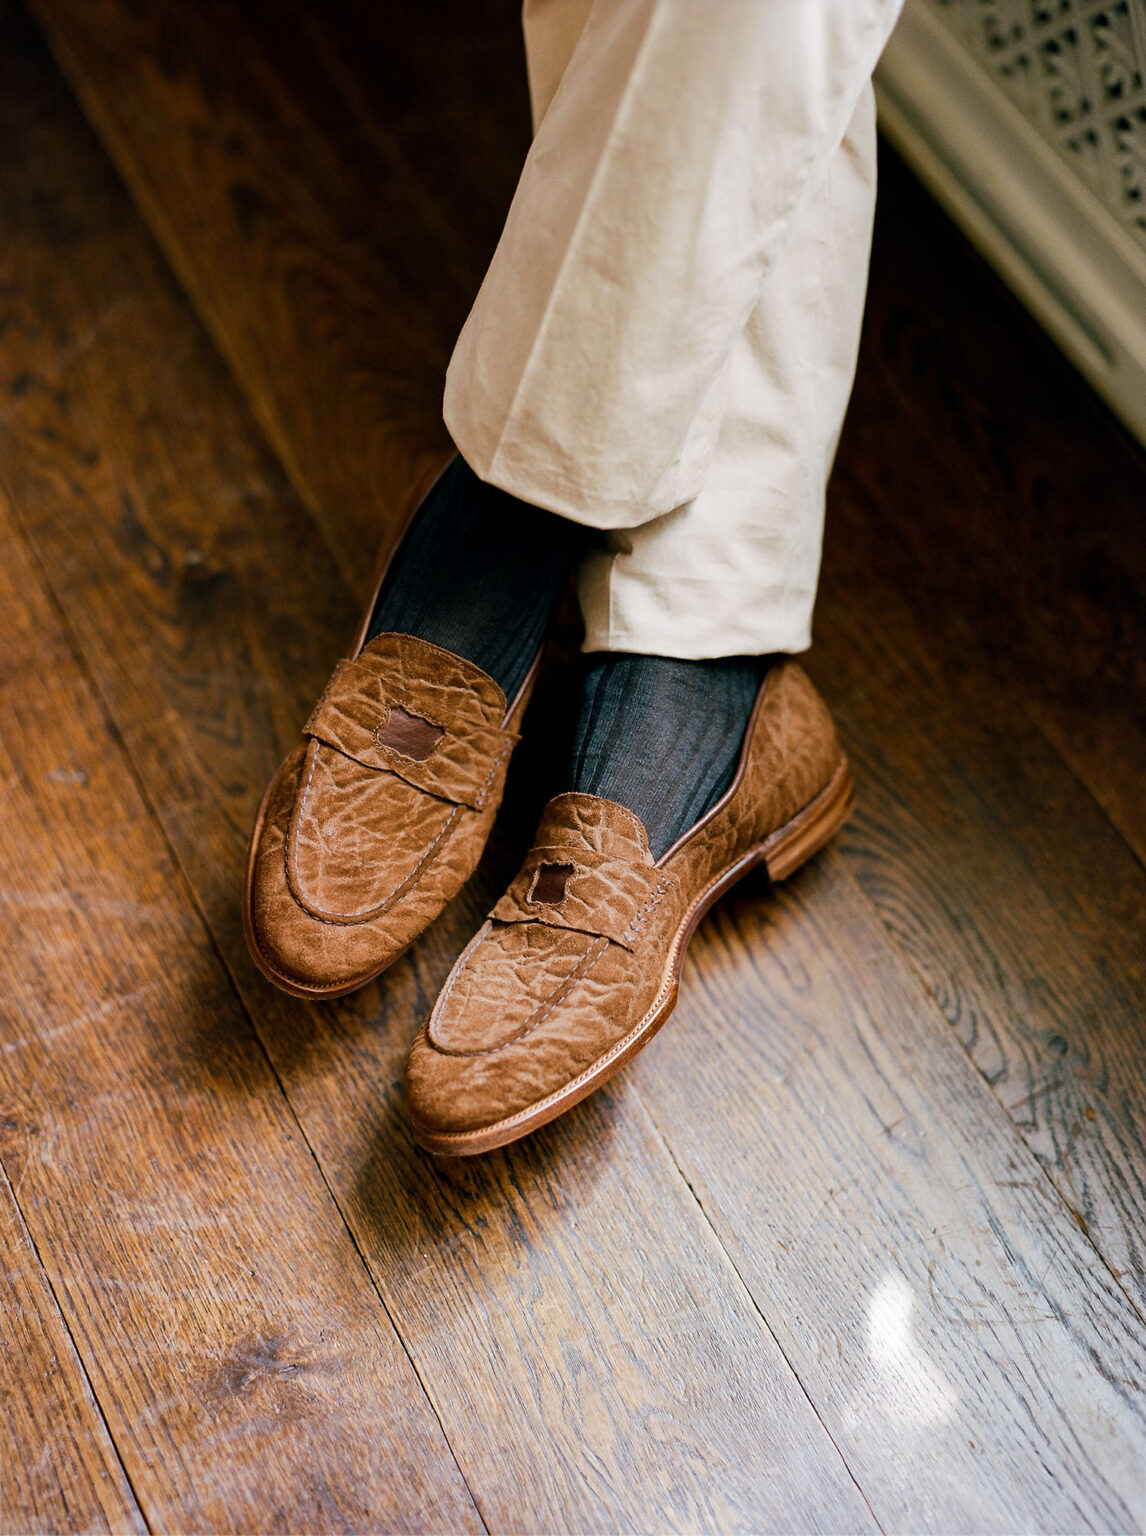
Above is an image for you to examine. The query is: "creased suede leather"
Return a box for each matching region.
[404,660,844,1141]
[491,841,671,950]
[245,631,531,995]
[303,641,515,810]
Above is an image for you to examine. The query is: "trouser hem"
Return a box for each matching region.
[579,617,814,660]
[446,415,690,532]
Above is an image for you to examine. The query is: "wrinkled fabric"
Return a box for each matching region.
[444,0,904,656]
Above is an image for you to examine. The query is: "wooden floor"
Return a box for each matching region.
[3,0,1145,1530]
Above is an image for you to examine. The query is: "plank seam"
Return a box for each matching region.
[1,493,490,1535]
[629,1089,888,1536]
[0,1154,152,1534]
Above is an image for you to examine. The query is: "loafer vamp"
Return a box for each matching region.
[431,921,621,1055]
[407,917,659,1135]
[406,792,676,1136]
[244,633,518,996]
[247,743,490,994]
[288,742,462,922]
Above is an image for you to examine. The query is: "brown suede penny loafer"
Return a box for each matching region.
[404,659,853,1154]
[243,469,539,1000]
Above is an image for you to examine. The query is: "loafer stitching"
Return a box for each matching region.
[621,874,673,942]
[473,738,513,812]
[287,740,464,923]
[428,931,611,1058]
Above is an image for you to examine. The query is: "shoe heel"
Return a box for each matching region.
[763,758,855,883]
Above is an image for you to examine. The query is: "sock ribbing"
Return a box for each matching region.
[565,652,767,859]
[367,456,585,701]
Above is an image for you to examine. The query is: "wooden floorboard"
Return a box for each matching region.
[30,0,1146,1306]
[808,375,1146,1315]
[0,9,878,1531]
[634,848,1146,1532]
[8,0,1146,1529]
[0,1164,146,1534]
[858,153,1146,867]
[0,501,481,1532]
[23,0,517,596]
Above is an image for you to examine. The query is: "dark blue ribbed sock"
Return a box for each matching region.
[566,652,767,859]
[368,456,585,701]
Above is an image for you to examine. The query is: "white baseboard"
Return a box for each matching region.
[874,0,1146,446]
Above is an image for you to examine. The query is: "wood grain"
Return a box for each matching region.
[235,0,532,285]
[858,149,1146,865]
[634,850,1146,1532]
[803,317,1146,1315]
[0,1163,146,1534]
[24,0,494,594]
[11,0,1146,1529]
[33,0,1146,1332]
[0,497,481,1532]
[0,9,876,1530]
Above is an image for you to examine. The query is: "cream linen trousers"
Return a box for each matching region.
[444,0,905,658]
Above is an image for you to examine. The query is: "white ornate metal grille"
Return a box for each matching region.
[926,0,1146,248]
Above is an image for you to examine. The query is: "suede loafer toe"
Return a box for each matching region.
[404,658,854,1154]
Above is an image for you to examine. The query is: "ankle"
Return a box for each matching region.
[565,651,768,858]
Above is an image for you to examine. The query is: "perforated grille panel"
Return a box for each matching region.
[926,0,1146,247]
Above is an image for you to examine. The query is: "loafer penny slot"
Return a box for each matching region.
[528,862,576,905]
[373,704,445,761]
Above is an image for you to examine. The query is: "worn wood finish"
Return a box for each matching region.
[23,0,499,594]
[0,1165,146,1535]
[859,151,1146,865]
[634,851,1146,1533]
[236,0,531,284]
[0,10,876,1531]
[808,392,1146,1314]
[10,0,1146,1528]
[321,1073,875,1534]
[28,0,1146,858]
[0,499,481,1533]
[30,0,1146,1315]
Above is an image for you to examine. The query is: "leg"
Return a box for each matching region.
[576,83,880,661]
[564,87,878,856]
[447,0,901,535]
[445,3,892,853]
[405,1,901,1149]
[357,0,603,701]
